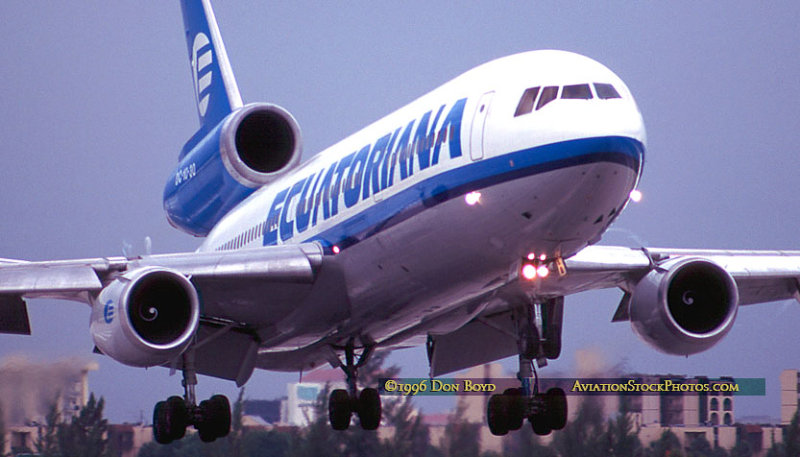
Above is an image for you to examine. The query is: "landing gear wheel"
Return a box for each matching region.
[545,388,567,430]
[329,389,352,431]
[207,395,232,438]
[357,388,381,430]
[503,388,525,431]
[487,394,510,436]
[165,396,188,440]
[153,401,172,445]
[530,413,552,436]
[196,395,231,443]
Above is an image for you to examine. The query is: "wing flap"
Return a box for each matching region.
[0,265,102,295]
[0,295,31,335]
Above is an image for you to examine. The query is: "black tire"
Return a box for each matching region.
[487,394,509,436]
[208,395,232,438]
[329,389,352,431]
[530,413,552,436]
[545,387,567,430]
[165,396,188,441]
[357,388,382,430]
[153,401,172,445]
[197,400,217,443]
[503,388,525,431]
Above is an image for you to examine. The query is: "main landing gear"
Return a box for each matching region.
[487,297,568,436]
[153,350,232,444]
[328,340,382,431]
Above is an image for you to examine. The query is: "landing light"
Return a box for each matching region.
[465,191,481,206]
[521,264,537,280]
[630,189,642,203]
[332,246,340,254]
[539,254,547,261]
[537,265,550,278]
[527,252,536,261]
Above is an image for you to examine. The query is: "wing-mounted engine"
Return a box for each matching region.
[629,257,739,355]
[163,103,303,236]
[90,267,200,367]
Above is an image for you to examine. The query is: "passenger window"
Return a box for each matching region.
[536,86,559,110]
[561,84,592,100]
[514,87,540,117]
[594,83,621,99]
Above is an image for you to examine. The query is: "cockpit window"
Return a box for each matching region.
[594,83,621,99]
[561,84,593,100]
[514,87,540,117]
[536,86,559,110]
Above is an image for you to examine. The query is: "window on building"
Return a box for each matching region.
[724,413,732,425]
[536,86,559,110]
[723,398,732,411]
[710,413,719,425]
[594,83,621,99]
[710,398,719,411]
[514,87,540,116]
[561,84,593,100]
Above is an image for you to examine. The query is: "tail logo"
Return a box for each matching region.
[191,33,213,117]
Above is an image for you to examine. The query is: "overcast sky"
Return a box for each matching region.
[1,2,799,423]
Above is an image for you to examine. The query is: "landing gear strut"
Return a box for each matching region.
[153,350,232,444]
[487,297,568,436]
[328,340,382,431]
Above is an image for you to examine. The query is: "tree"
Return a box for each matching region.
[35,400,61,457]
[58,393,111,457]
[552,395,606,457]
[439,402,480,457]
[685,434,713,457]
[646,429,684,457]
[502,423,558,457]
[603,412,643,457]
[785,410,800,457]
[0,400,5,457]
[240,429,295,457]
[381,395,436,457]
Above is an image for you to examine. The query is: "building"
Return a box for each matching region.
[0,356,98,426]
[780,369,799,425]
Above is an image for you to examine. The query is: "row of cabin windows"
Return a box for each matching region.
[213,123,463,253]
[217,222,266,251]
[514,82,621,117]
[259,122,460,226]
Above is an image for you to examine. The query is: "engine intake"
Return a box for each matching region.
[629,257,738,356]
[221,103,302,187]
[90,267,200,367]
[164,103,303,236]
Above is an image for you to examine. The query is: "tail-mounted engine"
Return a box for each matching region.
[629,257,739,356]
[90,267,200,367]
[163,103,303,236]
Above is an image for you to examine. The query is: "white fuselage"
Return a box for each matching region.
[198,50,646,363]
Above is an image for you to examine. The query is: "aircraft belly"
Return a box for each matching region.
[254,160,636,369]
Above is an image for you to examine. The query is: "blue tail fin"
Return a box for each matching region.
[180,0,243,134]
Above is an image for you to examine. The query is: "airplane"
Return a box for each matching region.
[1,0,799,444]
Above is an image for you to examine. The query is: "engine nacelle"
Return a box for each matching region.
[163,103,303,236]
[629,257,739,356]
[90,267,200,367]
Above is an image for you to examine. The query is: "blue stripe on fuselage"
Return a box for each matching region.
[296,135,643,251]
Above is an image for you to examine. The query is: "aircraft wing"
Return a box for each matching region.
[558,246,800,309]
[0,243,328,384]
[424,245,800,376]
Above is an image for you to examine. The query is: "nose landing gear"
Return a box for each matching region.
[327,340,382,431]
[487,297,568,436]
